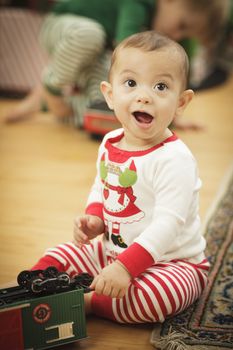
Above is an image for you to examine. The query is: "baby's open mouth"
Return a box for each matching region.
[133,111,153,124]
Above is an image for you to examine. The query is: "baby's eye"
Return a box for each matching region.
[124,79,137,87]
[154,83,168,91]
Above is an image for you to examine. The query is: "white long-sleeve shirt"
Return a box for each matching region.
[86,129,206,277]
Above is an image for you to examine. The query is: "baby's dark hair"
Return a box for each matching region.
[110,31,189,90]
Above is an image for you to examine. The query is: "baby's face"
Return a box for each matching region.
[108,47,186,147]
[154,0,206,42]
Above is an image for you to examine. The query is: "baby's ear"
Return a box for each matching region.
[100,81,114,110]
[175,89,194,117]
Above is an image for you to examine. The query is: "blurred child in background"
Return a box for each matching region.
[5,0,230,131]
[5,0,157,125]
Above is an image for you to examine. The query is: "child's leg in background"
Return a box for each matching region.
[70,50,112,126]
[4,14,106,123]
[85,49,112,104]
[40,14,106,122]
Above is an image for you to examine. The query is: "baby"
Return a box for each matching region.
[32,31,209,323]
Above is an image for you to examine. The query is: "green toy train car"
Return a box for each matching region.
[0,267,93,350]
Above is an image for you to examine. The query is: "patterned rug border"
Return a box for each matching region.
[200,163,233,237]
[150,164,233,350]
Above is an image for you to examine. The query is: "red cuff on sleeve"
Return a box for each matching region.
[116,243,154,278]
[85,202,104,220]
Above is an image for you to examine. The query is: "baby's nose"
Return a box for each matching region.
[136,91,152,104]
[137,96,149,104]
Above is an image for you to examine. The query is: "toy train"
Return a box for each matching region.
[84,102,121,137]
[0,267,93,350]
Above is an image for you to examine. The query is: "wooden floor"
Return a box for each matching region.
[0,75,233,349]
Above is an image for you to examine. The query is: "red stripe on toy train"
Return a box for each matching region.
[0,307,24,350]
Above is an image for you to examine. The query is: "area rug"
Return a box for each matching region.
[150,166,233,350]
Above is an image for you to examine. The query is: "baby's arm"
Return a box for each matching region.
[73,138,107,247]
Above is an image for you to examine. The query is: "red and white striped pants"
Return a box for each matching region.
[33,240,209,324]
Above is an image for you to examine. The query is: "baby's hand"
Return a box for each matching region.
[90,261,131,298]
[73,215,104,247]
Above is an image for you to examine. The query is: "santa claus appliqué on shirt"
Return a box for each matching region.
[100,153,145,248]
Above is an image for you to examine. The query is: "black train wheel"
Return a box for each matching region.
[80,273,93,287]
[0,299,6,306]
[44,266,58,278]
[74,273,93,290]
[17,270,32,287]
[57,272,70,286]
[30,277,43,293]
